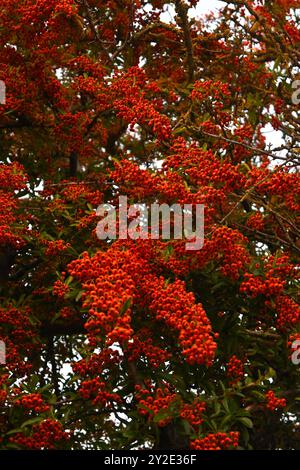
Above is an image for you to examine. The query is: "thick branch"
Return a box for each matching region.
[175,1,194,83]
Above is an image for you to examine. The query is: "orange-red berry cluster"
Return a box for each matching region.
[52,280,70,298]
[15,393,50,413]
[148,278,217,366]
[135,384,181,427]
[180,399,206,427]
[226,355,244,384]
[265,391,286,411]
[190,432,239,450]
[9,419,70,450]
[44,239,71,256]
[79,377,121,407]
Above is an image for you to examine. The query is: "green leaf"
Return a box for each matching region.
[75,290,84,302]
[65,275,73,286]
[153,410,169,423]
[211,401,221,418]
[6,428,23,436]
[120,297,132,315]
[21,417,43,428]
[222,398,230,413]
[238,417,253,429]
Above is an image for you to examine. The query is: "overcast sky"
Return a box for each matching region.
[161,1,225,21]
[193,0,225,16]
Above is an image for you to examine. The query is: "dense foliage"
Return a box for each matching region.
[0,0,300,450]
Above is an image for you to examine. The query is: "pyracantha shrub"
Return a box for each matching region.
[0,0,299,450]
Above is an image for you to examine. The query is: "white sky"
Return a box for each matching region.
[192,0,226,16]
[161,1,225,21]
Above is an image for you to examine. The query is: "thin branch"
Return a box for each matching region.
[199,128,298,163]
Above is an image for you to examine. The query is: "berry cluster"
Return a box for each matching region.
[265,391,286,411]
[273,295,300,330]
[180,399,206,427]
[190,432,239,450]
[135,384,181,427]
[127,329,171,368]
[43,239,71,256]
[148,278,217,366]
[79,378,121,407]
[111,67,171,141]
[52,280,70,299]
[240,273,284,298]
[0,305,39,374]
[14,393,49,413]
[226,355,244,384]
[72,348,121,377]
[9,419,70,450]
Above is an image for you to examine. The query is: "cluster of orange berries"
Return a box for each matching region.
[193,226,250,281]
[110,160,159,200]
[191,80,231,110]
[135,383,207,429]
[284,21,300,42]
[265,391,286,411]
[53,111,89,156]
[115,97,171,141]
[53,0,78,18]
[79,377,121,407]
[252,167,300,213]
[180,399,206,427]
[164,138,244,201]
[246,213,265,231]
[240,254,299,330]
[226,355,244,384]
[68,55,105,79]
[135,384,181,427]
[0,305,39,374]
[59,306,75,320]
[0,162,26,191]
[14,0,74,26]
[84,270,133,343]
[60,181,103,206]
[0,375,8,405]
[15,393,49,413]
[190,432,239,450]
[0,163,27,249]
[287,333,300,350]
[273,295,300,330]
[111,67,171,141]
[9,419,70,450]
[149,278,217,366]
[68,245,218,366]
[240,273,284,298]
[266,254,296,279]
[43,239,71,256]
[72,348,121,377]
[52,280,70,298]
[68,249,135,345]
[127,329,171,368]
